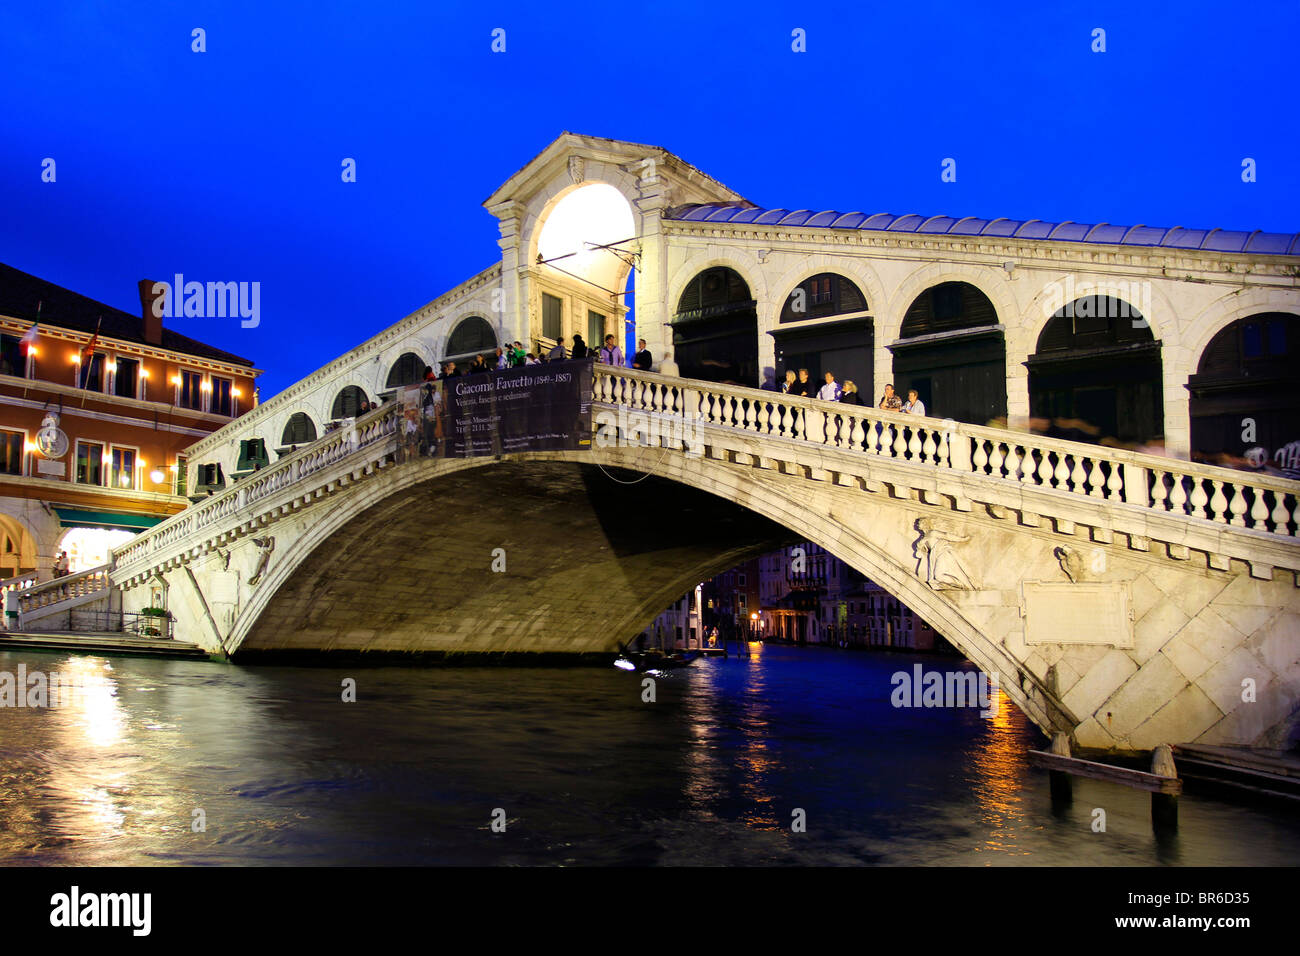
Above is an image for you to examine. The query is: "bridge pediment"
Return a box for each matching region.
[482,132,751,219]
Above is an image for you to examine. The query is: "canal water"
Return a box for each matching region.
[1,644,1297,866]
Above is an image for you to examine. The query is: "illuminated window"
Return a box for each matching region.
[110,446,137,489]
[75,441,104,485]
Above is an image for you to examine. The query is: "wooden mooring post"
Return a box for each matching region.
[1028,739,1181,832]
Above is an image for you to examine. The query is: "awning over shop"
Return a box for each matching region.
[51,507,165,533]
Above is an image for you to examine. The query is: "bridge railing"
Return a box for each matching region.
[592,367,1300,539]
[0,571,39,595]
[16,564,112,613]
[112,403,401,570]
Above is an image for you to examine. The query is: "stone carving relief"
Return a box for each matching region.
[568,156,584,185]
[913,518,979,591]
[248,537,276,587]
[1054,546,1085,583]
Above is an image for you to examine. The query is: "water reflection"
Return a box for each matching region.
[0,646,1297,866]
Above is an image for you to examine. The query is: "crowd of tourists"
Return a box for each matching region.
[429,335,655,381]
[776,368,927,415]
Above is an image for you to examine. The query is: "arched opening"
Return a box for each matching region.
[57,526,135,573]
[386,352,426,388]
[0,514,37,577]
[672,267,758,386]
[444,317,497,364]
[1028,296,1163,447]
[280,412,318,449]
[891,282,1006,424]
[771,273,873,396]
[331,386,368,420]
[1188,312,1300,464]
[227,455,1052,739]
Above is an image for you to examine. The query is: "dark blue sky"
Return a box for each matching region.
[3,1,1296,398]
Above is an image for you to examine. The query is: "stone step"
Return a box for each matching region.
[0,631,212,660]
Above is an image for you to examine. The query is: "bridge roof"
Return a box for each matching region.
[663,204,1300,256]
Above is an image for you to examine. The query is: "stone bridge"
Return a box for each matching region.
[24,364,1287,754]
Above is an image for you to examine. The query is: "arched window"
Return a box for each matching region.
[331,386,368,419]
[1189,313,1300,460]
[445,317,496,359]
[672,267,758,385]
[1028,296,1162,447]
[386,352,425,388]
[280,412,317,446]
[780,273,868,322]
[893,282,1005,426]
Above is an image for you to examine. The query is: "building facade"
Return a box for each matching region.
[0,265,259,582]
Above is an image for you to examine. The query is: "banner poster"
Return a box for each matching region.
[442,358,594,458]
[397,380,447,461]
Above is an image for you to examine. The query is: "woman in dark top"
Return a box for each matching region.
[840,380,865,405]
[571,334,588,360]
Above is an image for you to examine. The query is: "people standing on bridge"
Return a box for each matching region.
[53,551,69,577]
[878,384,903,411]
[818,371,842,402]
[423,365,436,382]
[571,333,588,360]
[600,334,624,366]
[495,347,509,370]
[658,350,679,376]
[548,337,567,362]
[840,380,864,405]
[904,389,926,417]
[525,353,540,365]
[790,369,813,397]
[632,339,652,371]
[780,369,797,394]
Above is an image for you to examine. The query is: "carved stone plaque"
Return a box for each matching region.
[207,570,239,605]
[1022,581,1133,647]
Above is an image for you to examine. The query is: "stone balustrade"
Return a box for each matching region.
[112,403,400,573]
[17,565,112,613]
[592,367,1300,540]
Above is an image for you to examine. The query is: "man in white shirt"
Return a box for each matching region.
[904,389,926,416]
[817,371,842,402]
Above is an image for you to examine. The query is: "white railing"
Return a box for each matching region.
[17,565,112,613]
[0,572,39,595]
[112,403,401,570]
[592,367,1300,539]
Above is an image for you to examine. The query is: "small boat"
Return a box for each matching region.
[613,649,702,673]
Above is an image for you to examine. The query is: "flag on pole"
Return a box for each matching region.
[79,316,101,389]
[19,301,40,353]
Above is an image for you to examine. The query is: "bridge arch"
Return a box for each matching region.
[224,447,1058,734]
[522,164,649,279]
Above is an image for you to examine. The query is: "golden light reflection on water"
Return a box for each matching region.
[966,688,1034,856]
[736,657,780,829]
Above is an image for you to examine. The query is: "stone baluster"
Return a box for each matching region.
[1209,480,1229,525]
[1188,477,1209,519]
[1226,482,1248,527]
